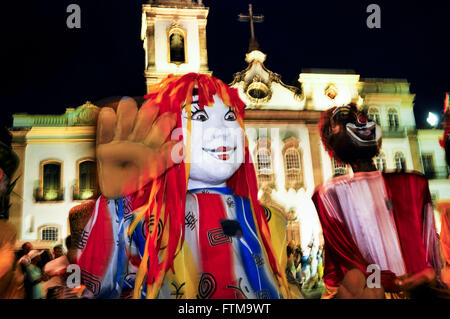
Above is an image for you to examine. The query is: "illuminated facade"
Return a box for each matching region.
[141,0,211,89]
[9,0,449,250]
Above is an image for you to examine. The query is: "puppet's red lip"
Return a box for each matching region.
[202,146,236,153]
[202,146,236,161]
[216,146,232,152]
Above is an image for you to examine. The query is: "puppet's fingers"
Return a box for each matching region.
[129,100,160,142]
[113,97,138,141]
[97,107,117,145]
[143,112,177,148]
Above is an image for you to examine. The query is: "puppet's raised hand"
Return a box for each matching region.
[96,97,183,199]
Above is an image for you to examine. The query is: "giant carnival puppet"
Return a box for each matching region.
[0,127,23,298]
[68,73,295,299]
[436,94,450,288]
[313,103,444,299]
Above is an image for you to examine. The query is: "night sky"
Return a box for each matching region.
[2,0,450,129]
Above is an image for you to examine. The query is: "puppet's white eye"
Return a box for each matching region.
[191,109,209,122]
[224,110,237,121]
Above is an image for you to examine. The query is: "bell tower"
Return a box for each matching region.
[141,0,211,92]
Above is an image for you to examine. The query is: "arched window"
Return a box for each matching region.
[394,152,406,170]
[255,138,275,188]
[421,153,435,179]
[332,157,347,177]
[40,225,59,242]
[37,160,63,201]
[169,32,185,63]
[368,107,380,125]
[257,149,272,178]
[75,159,98,200]
[282,137,303,190]
[285,148,300,170]
[375,153,387,171]
[388,108,399,130]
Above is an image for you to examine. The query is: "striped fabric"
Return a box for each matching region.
[74,187,282,299]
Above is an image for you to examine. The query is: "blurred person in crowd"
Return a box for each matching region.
[38,249,53,269]
[286,245,303,298]
[44,236,72,299]
[0,126,23,298]
[52,245,64,259]
[317,246,324,283]
[17,242,33,261]
[294,246,302,281]
[25,250,48,299]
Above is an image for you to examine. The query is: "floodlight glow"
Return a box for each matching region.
[426,112,438,127]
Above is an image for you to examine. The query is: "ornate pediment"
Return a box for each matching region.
[231,50,303,108]
[68,101,100,126]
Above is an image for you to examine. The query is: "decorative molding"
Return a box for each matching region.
[230,50,303,107]
[259,189,290,221]
[324,83,338,100]
[13,101,100,128]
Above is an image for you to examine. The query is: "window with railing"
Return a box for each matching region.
[394,152,406,170]
[368,107,381,125]
[421,154,435,178]
[73,159,98,200]
[282,137,303,190]
[375,153,387,171]
[332,157,348,177]
[388,108,399,131]
[40,226,59,242]
[255,138,275,189]
[35,161,64,202]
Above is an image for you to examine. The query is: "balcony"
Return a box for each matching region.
[72,186,99,201]
[424,166,449,180]
[381,126,407,138]
[34,187,65,202]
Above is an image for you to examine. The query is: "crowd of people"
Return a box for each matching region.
[285,241,324,298]
[14,237,71,299]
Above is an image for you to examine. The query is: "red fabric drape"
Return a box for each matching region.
[77,197,115,283]
[312,172,436,293]
[197,193,238,299]
[382,172,430,274]
[312,191,398,292]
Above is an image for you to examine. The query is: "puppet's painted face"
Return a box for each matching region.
[182,94,244,189]
[329,105,381,164]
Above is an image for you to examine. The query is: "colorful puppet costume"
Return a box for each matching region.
[70,73,290,299]
[313,104,444,298]
[72,187,285,298]
[313,170,442,298]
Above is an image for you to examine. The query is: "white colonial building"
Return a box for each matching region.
[9,0,449,252]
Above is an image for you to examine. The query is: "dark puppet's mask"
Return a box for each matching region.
[320,103,382,165]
